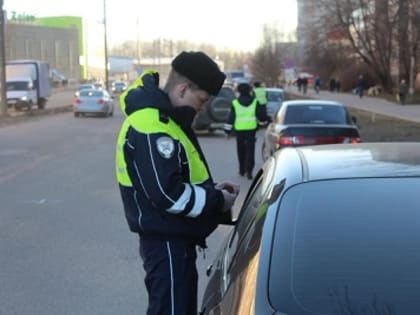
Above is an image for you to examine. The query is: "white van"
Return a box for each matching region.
[6,77,37,110]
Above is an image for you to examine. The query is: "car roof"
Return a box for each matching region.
[282,99,345,107]
[273,142,420,182]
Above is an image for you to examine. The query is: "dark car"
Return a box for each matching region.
[262,99,360,160]
[193,86,236,133]
[200,142,420,315]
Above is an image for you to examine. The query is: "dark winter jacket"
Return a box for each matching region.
[116,72,226,247]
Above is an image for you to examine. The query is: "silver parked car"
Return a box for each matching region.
[265,87,286,118]
[73,89,114,117]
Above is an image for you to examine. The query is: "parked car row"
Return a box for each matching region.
[195,90,420,314]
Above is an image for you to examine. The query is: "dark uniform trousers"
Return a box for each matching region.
[236,129,257,177]
[139,238,198,315]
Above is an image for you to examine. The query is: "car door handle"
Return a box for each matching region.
[206,264,213,277]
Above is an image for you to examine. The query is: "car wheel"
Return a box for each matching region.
[207,97,231,122]
[74,112,80,117]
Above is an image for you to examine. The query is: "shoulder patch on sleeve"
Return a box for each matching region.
[156,136,175,159]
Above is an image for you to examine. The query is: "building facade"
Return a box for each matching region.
[5,20,80,83]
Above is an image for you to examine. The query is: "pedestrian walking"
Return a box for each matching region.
[302,77,308,94]
[224,83,270,180]
[314,75,321,94]
[399,79,408,105]
[329,78,336,92]
[356,75,365,98]
[115,51,240,315]
[335,79,341,92]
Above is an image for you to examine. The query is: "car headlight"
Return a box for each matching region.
[20,96,28,101]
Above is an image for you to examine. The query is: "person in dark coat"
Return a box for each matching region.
[115,51,240,315]
[356,75,365,98]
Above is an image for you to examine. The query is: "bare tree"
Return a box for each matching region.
[312,0,401,91]
[250,24,284,86]
[399,0,420,93]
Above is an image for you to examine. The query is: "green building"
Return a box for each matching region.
[35,16,87,79]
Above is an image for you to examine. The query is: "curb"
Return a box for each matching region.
[0,104,73,128]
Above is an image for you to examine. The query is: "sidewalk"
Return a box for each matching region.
[285,87,420,124]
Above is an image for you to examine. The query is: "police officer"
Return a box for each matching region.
[253,81,267,106]
[115,51,240,315]
[224,83,270,180]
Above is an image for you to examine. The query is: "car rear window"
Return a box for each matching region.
[218,87,235,100]
[269,178,420,314]
[284,104,349,124]
[79,90,103,97]
[267,91,284,102]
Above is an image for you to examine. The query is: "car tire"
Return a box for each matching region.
[74,112,80,117]
[207,97,231,123]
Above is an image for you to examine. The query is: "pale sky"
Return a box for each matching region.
[5,0,297,51]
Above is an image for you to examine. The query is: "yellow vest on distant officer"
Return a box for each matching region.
[254,87,267,105]
[232,99,258,131]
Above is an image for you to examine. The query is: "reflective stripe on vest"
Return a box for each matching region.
[233,99,258,131]
[115,119,133,186]
[254,87,267,105]
[115,108,210,186]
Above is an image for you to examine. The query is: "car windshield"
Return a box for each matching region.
[284,104,349,124]
[78,84,94,90]
[267,91,284,102]
[269,178,420,314]
[6,81,31,91]
[79,90,103,97]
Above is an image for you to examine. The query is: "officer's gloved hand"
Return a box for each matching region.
[221,189,237,212]
[215,180,240,196]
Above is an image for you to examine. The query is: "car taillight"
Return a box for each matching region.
[277,135,361,147]
[347,137,361,143]
[98,99,105,104]
[73,98,81,104]
[278,135,304,146]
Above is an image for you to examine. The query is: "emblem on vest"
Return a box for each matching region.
[156,136,175,159]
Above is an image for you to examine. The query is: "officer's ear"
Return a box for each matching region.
[178,82,189,99]
[170,82,189,106]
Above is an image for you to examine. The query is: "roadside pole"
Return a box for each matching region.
[0,0,8,116]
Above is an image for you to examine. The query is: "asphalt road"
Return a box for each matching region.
[0,95,261,314]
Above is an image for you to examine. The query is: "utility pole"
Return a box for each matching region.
[0,0,8,116]
[103,0,109,91]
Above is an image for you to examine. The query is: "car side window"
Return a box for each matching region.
[225,175,264,270]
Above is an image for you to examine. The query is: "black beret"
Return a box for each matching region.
[172,51,226,96]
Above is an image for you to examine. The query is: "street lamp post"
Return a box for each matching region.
[103,0,109,91]
[0,0,8,116]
